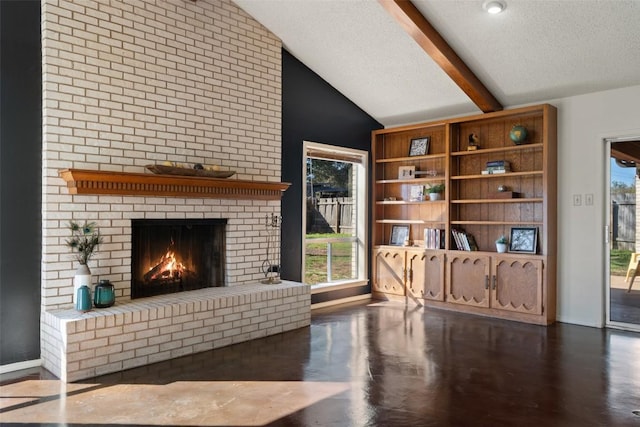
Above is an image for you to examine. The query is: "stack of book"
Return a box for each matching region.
[424,228,445,249]
[451,229,479,251]
[481,160,511,174]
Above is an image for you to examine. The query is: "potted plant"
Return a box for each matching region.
[427,183,445,201]
[495,235,508,253]
[66,221,102,307]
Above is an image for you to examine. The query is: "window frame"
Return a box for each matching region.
[302,141,368,292]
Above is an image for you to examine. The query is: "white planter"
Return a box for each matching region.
[429,192,441,201]
[73,264,92,304]
[496,243,508,253]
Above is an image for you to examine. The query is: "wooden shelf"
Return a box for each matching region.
[451,171,543,180]
[376,153,447,163]
[376,200,446,205]
[376,177,445,184]
[451,143,543,156]
[376,219,445,225]
[59,169,291,200]
[451,220,544,226]
[452,198,543,204]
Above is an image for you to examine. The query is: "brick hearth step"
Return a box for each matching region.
[42,282,310,382]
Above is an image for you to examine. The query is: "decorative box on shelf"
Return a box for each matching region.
[490,191,520,199]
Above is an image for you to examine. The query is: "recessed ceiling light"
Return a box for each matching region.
[483,0,506,14]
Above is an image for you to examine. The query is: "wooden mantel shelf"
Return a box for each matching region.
[59,169,290,200]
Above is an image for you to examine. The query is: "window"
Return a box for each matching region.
[303,141,368,290]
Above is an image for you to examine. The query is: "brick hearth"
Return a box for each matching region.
[42,282,310,382]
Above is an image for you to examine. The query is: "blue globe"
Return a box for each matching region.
[509,125,528,145]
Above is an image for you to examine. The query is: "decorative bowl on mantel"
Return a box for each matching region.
[146,164,236,178]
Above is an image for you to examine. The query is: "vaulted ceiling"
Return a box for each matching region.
[234,0,640,127]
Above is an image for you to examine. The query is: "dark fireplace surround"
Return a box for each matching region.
[131,219,227,299]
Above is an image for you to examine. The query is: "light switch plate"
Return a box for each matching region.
[573,194,582,206]
[585,193,594,205]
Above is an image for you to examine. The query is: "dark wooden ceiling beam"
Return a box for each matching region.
[379,0,503,113]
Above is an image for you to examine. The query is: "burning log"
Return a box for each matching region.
[143,239,187,283]
[144,256,177,282]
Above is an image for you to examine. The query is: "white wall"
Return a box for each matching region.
[554,84,640,327]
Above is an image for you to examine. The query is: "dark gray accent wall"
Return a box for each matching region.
[0,0,42,365]
[281,50,382,301]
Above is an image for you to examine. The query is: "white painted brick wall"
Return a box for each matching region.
[41,0,284,311]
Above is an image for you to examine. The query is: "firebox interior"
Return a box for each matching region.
[131,219,227,298]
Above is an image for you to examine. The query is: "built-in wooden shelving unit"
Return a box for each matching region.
[371,104,557,325]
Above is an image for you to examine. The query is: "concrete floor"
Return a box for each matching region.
[2,300,640,426]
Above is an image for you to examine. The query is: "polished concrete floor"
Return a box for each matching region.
[2,300,640,426]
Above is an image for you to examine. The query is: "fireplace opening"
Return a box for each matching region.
[131,219,226,298]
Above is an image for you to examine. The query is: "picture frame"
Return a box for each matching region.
[409,137,430,157]
[389,225,410,246]
[508,227,538,254]
[409,185,425,201]
[398,165,416,180]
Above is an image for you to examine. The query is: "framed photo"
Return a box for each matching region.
[389,225,410,246]
[409,185,425,201]
[509,227,538,254]
[398,165,416,180]
[409,137,430,157]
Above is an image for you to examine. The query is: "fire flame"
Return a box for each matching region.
[154,250,186,279]
[144,239,188,282]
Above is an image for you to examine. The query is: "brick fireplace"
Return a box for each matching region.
[39,0,311,382]
[41,0,284,310]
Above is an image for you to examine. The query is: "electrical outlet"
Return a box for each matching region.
[585,193,594,206]
[573,194,582,206]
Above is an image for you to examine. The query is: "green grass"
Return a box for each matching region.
[610,249,632,276]
[305,233,353,284]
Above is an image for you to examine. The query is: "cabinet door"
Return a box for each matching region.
[407,250,445,301]
[374,248,406,296]
[446,253,490,307]
[491,257,543,315]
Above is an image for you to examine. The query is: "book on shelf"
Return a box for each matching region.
[424,228,445,249]
[486,160,510,168]
[466,233,479,251]
[482,161,511,174]
[451,229,464,250]
[481,168,510,175]
[451,228,478,251]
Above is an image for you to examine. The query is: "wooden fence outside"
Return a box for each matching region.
[307,197,353,234]
[612,193,636,251]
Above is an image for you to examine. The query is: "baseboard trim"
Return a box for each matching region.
[0,358,42,374]
[311,293,372,310]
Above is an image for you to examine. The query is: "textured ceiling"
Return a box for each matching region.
[233,0,640,127]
